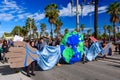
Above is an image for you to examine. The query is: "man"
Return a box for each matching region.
[37,38,47,50]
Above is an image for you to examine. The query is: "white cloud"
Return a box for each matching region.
[98,6,107,14]
[59,3,72,17]
[18,15,24,19]
[31,13,45,21]
[0,0,28,21]
[0,0,45,22]
[0,13,14,21]
[0,1,108,22]
[59,3,108,17]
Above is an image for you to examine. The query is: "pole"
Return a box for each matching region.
[76,0,79,31]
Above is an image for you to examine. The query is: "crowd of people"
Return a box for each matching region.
[0,35,116,77]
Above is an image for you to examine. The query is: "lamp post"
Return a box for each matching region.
[71,0,82,32]
[76,0,79,32]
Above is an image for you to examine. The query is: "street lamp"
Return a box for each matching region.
[71,0,83,32]
[76,0,79,32]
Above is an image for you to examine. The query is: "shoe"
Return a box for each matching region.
[31,73,35,76]
[57,63,62,66]
[1,61,4,64]
[27,74,31,77]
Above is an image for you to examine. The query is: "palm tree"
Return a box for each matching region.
[45,3,59,38]
[83,0,99,38]
[35,32,39,40]
[54,18,63,36]
[25,17,37,39]
[11,26,22,36]
[103,24,107,38]
[21,26,29,38]
[94,0,99,39]
[107,2,120,42]
[87,29,92,36]
[80,24,85,34]
[45,32,49,37]
[25,17,32,38]
[32,19,37,39]
[64,28,69,35]
[40,23,46,38]
[107,25,113,42]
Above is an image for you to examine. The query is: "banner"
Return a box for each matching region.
[13,35,23,41]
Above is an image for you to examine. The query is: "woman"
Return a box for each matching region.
[2,40,8,63]
[26,41,36,77]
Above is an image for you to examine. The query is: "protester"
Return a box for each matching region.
[8,39,14,47]
[0,42,2,60]
[83,38,89,64]
[25,41,36,77]
[2,40,8,63]
[37,38,47,50]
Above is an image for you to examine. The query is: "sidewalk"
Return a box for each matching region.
[0,62,32,80]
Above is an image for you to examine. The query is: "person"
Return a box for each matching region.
[8,39,14,47]
[82,38,89,64]
[102,39,107,59]
[0,40,3,60]
[26,41,36,77]
[48,38,53,46]
[2,40,8,63]
[37,38,47,50]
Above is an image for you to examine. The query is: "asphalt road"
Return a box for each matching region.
[32,58,120,80]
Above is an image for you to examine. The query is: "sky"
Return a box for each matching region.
[0,0,120,37]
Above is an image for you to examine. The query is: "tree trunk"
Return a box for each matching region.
[113,22,116,42]
[109,32,110,42]
[94,0,98,38]
[50,23,53,39]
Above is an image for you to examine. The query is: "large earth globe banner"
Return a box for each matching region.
[60,31,84,64]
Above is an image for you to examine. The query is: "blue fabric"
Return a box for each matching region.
[36,45,61,70]
[101,43,111,55]
[86,42,102,61]
[24,45,37,67]
[24,45,61,70]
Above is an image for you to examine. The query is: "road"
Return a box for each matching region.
[32,56,120,80]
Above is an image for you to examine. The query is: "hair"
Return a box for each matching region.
[40,37,43,40]
[3,40,7,45]
[29,41,34,46]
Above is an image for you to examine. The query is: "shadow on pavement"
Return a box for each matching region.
[0,65,16,75]
[107,64,120,68]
